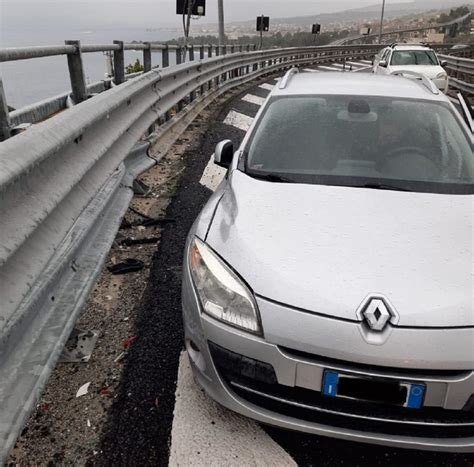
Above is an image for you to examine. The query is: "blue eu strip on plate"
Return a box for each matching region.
[406,383,425,409]
[322,371,339,397]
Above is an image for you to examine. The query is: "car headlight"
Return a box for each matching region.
[436,72,448,79]
[189,237,261,335]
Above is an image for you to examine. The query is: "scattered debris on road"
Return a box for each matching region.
[107,259,144,275]
[59,330,99,363]
[76,382,91,398]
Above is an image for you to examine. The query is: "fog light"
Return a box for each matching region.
[208,341,277,385]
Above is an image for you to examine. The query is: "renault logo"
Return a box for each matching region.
[361,298,392,332]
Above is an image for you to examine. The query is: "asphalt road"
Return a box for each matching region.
[94,65,473,466]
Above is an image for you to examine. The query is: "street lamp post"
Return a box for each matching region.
[378,0,386,44]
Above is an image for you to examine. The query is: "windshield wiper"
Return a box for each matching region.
[360,183,412,192]
[249,173,296,183]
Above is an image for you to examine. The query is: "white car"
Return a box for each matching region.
[374,44,449,93]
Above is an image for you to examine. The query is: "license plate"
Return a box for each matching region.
[322,370,425,409]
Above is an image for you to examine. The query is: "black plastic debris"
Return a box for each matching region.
[107,259,144,275]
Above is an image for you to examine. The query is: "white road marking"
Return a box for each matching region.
[223,110,254,132]
[329,63,345,69]
[353,65,374,73]
[316,65,342,72]
[242,93,266,106]
[259,83,275,91]
[346,61,366,68]
[169,352,297,467]
[199,156,227,191]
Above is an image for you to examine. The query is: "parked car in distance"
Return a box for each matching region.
[182,70,474,452]
[373,43,449,93]
[450,44,471,51]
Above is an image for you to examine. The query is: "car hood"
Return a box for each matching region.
[206,170,474,328]
[390,64,445,79]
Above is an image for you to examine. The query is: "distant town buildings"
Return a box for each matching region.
[189,6,472,42]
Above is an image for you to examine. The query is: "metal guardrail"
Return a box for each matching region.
[0,41,259,139]
[0,43,382,461]
[338,11,472,45]
[439,53,474,95]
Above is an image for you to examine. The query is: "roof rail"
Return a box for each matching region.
[279,67,299,89]
[390,69,439,95]
[390,42,431,48]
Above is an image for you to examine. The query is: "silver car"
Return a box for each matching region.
[182,71,474,452]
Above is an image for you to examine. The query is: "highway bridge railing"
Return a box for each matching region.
[0,42,258,138]
[337,11,472,46]
[0,43,382,461]
[439,53,474,95]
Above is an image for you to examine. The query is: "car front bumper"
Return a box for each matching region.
[182,259,474,452]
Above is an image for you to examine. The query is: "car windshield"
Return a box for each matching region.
[391,50,439,66]
[243,95,474,194]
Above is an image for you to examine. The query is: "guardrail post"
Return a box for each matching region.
[163,46,170,120]
[189,45,196,101]
[162,45,169,68]
[65,40,88,104]
[246,45,251,74]
[113,40,125,85]
[206,46,213,90]
[0,79,11,141]
[176,47,182,65]
[143,42,152,72]
[253,45,258,72]
[198,46,206,95]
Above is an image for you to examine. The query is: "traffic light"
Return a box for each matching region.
[176,0,206,16]
[257,16,270,32]
[312,24,321,35]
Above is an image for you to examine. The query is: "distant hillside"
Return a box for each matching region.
[229,1,473,27]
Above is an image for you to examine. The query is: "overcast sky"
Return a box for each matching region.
[2,0,413,29]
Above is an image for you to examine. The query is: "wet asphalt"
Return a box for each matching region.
[95,78,474,466]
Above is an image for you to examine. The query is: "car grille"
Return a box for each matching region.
[209,342,474,439]
[279,346,471,379]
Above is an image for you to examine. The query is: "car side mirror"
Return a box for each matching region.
[379,60,388,68]
[214,140,234,169]
[440,60,448,67]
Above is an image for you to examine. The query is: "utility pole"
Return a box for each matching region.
[218,0,225,47]
[378,0,386,44]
